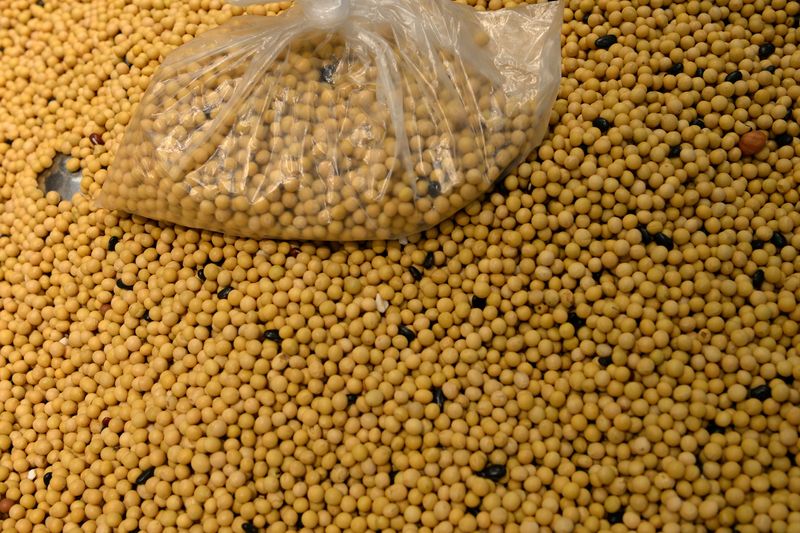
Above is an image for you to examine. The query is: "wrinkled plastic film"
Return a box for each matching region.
[477,2,564,171]
[98,0,563,241]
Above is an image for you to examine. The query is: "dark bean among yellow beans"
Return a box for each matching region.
[0,0,799,533]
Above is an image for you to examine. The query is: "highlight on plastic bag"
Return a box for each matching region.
[98,0,563,241]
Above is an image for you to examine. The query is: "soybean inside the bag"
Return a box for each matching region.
[99,0,563,241]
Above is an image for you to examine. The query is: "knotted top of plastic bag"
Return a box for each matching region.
[100,0,563,241]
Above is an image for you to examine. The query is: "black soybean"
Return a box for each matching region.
[594,34,617,49]
[669,145,681,157]
[134,467,155,486]
[471,295,487,310]
[567,311,586,329]
[141,309,150,322]
[592,117,611,132]
[262,329,281,342]
[409,266,422,281]
[347,394,359,406]
[758,43,776,59]
[607,509,625,524]
[476,464,506,482]
[423,251,435,269]
[752,269,765,290]
[428,181,442,197]
[751,239,764,250]
[242,522,258,533]
[749,384,771,401]
[724,70,742,83]
[431,387,445,409]
[690,118,705,128]
[771,232,788,249]
[107,235,120,251]
[695,67,704,78]
[654,232,674,250]
[775,133,793,147]
[218,286,233,299]
[637,223,653,244]
[765,65,777,73]
[116,279,134,290]
[398,325,416,342]
[667,62,683,75]
[319,62,337,84]
[198,267,206,281]
[43,472,52,487]
[599,356,612,367]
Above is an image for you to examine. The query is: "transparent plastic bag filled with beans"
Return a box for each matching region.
[98,0,563,241]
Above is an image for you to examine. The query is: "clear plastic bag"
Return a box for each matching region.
[99,0,563,241]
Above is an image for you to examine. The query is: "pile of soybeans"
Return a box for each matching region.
[0,0,799,532]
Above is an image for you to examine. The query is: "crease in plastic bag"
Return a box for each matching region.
[98,0,563,241]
